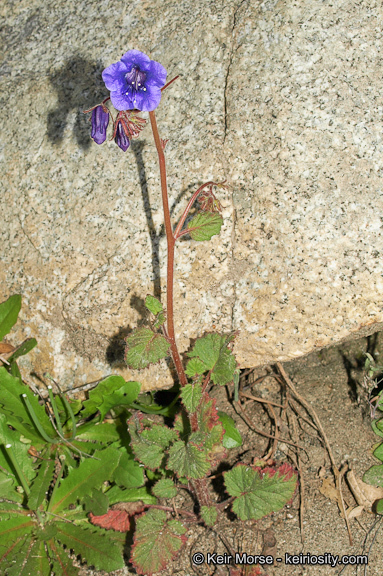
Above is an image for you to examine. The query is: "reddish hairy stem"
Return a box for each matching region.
[149,111,187,387]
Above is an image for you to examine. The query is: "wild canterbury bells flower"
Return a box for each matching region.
[102,49,167,112]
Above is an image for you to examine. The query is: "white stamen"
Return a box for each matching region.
[5,444,11,448]
[143,87,146,91]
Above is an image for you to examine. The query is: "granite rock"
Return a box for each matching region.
[1,0,383,391]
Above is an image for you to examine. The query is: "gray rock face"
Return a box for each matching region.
[2,0,383,390]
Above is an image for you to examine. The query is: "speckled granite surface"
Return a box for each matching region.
[1,0,383,390]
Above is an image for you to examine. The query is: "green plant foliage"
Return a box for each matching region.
[55,522,125,571]
[145,295,163,315]
[167,437,212,479]
[0,294,21,340]
[106,485,156,506]
[224,463,298,521]
[218,411,242,449]
[187,212,223,241]
[201,505,218,527]
[5,338,37,363]
[363,465,383,488]
[81,376,141,420]
[125,328,170,370]
[152,478,177,498]
[128,415,178,469]
[180,381,202,413]
[186,333,237,385]
[131,509,187,575]
[0,368,57,444]
[49,448,121,513]
[83,488,109,515]
[28,454,56,510]
[113,450,145,488]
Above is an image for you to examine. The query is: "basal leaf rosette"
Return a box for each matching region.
[131,508,187,575]
[224,463,298,521]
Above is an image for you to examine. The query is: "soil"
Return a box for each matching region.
[80,330,383,576]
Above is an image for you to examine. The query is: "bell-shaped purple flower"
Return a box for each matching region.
[90,105,110,144]
[114,121,130,152]
[102,49,167,112]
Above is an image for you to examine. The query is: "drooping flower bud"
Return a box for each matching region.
[114,121,130,152]
[90,105,110,144]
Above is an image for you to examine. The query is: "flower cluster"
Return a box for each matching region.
[85,50,167,151]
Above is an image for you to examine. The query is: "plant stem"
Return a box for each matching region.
[149,110,187,387]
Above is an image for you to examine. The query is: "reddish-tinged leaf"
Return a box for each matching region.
[89,510,131,532]
[89,501,145,532]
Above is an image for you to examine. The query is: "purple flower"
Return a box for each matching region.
[102,50,167,112]
[90,105,109,144]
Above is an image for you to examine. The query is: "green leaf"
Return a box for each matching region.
[224,463,298,521]
[47,538,80,576]
[0,516,34,560]
[106,485,156,506]
[0,414,36,483]
[167,439,211,479]
[201,505,218,527]
[187,212,223,241]
[83,489,109,516]
[81,376,141,420]
[55,522,125,572]
[376,498,383,515]
[181,382,202,413]
[186,333,237,386]
[0,368,56,443]
[113,451,145,488]
[152,478,177,499]
[6,338,37,362]
[0,295,21,340]
[128,415,178,470]
[28,455,56,510]
[50,448,121,513]
[363,464,383,487]
[218,411,242,449]
[373,442,383,462]
[75,421,121,444]
[145,295,163,315]
[131,509,186,575]
[125,328,170,370]
[7,538,51,576]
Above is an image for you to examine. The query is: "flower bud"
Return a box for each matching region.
[114,121,130,152]
[91,105,109,144]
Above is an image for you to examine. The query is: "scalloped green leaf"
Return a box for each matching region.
[131,509,187,575]
[125,328,170,370]
[55,522,125,572]
[187,212,223,241]
[186,333,237,385]
[128,416,178,470]
[167,439,211,479]
[224,463,298,521]
[81,376,141,420]
[180,382,202,413]
[0,295,21,340]
[28,455,56,510]
[373,442,383,462]
[145,295,163,315]
[218,411,242,449]
[363,464,383,487]
[201,505,218,527]
[50,448,121,513]
[152,478,177,499]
